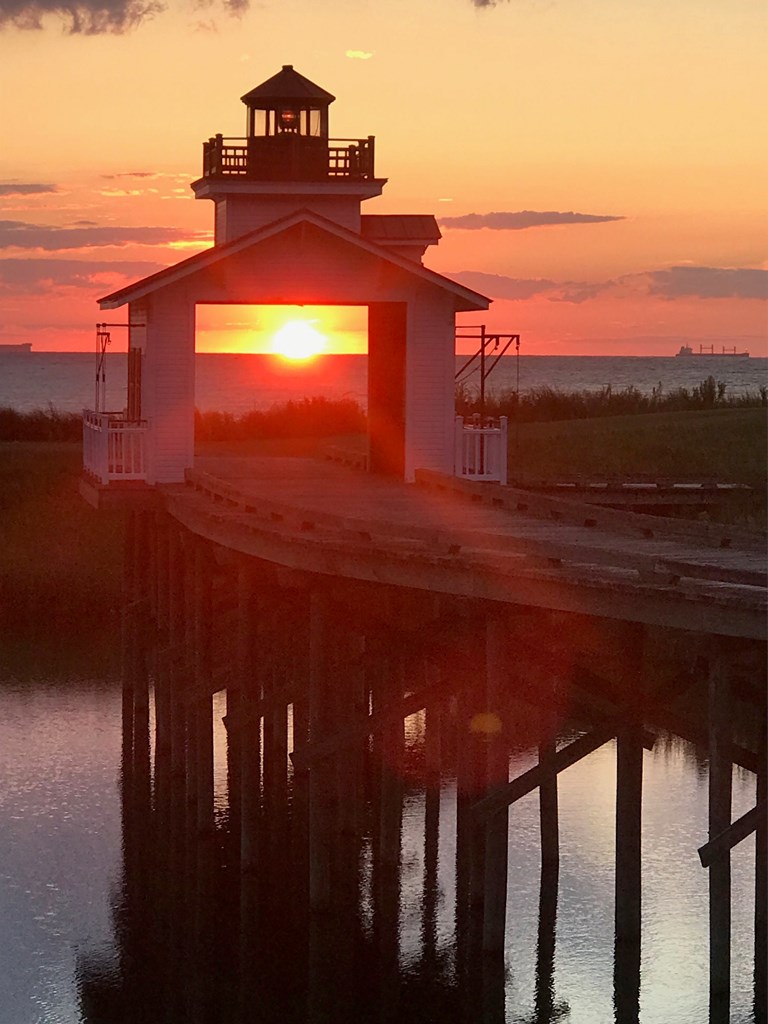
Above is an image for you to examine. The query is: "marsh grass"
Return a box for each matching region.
[507,407,766,483]
[195,396,366,444]
[0,405,82,442]
[508,407,767,527]
[457,375,767,422]
[0,442,123,635]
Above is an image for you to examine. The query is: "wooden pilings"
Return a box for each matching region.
[480,615,511,956]
[708,650,732,1024]
[116,513,764,1024]
[756,719,767,1024]
[614,723,643,1022]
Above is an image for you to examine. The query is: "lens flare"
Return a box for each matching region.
[270,320,327,360]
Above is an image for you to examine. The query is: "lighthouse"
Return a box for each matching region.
[84,66,491,494]
[193,64,385,242]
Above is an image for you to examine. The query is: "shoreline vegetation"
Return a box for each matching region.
[1,378,765,640]
[0,376,765,443]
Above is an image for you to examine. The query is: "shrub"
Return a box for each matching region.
[195,396,366,443]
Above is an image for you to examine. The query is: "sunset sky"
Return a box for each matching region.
[0,0,766,355]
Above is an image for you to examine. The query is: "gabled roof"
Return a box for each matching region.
[97,208,490,311]
[241,65,335,107]
[361,215,441,244]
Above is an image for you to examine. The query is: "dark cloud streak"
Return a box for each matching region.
[448,266,767,303]
[0,218,209,250]
[0,183,58,196]
[647,266,768,301]
[0,256,166,292]
[440,210,625,231]
[0,0,246,32]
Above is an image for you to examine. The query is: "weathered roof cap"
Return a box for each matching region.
[241,65,336,107]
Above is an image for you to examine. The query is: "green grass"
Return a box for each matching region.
[0,442,124,635]
[508,407,766,483]
[508,407,767,527]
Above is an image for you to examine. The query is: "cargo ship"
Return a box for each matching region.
[675,344,749,358]
[0,343,32,354]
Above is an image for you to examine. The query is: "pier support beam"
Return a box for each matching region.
[614,722,643,1022]
[708,649,732,1024]
[756,719,767,1024]
[481,614,511,955]
[308,588,334,912]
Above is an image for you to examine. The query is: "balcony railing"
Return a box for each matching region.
[202,135,376,182]
[455,416,508,484]
[83,410,147,484]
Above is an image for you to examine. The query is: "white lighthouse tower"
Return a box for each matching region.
[194,64,385,243]
[84,66,491,496]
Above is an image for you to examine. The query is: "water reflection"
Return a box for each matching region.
[0,661,762,1024]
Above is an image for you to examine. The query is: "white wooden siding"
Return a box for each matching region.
[404,290,456,481]
[216,195,362,243]
[135,227,480,486]
[142,291,195,484]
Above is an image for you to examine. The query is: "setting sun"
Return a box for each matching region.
[269,320,328,361]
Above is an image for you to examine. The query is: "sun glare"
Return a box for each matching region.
[270,320,327,361]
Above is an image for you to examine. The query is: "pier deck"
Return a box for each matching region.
[159,455,766,639]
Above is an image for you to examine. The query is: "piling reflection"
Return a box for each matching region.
[74,518,766,1024]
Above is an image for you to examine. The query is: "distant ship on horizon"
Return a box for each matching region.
[675,344,749,358]
[0,342,32,354]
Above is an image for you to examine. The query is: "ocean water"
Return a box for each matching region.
[0,351,766,415]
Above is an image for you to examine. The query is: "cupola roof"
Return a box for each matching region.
[241,65,336,107]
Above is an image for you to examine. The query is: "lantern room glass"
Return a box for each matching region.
[249,107,323,138]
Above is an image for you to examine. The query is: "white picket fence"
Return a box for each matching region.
[83,410,147,484]
[454,415,508,484]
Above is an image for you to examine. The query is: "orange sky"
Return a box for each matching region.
[0,0,766,356]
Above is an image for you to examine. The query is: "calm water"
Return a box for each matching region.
[0,660,759,1024]
[1,350,764,1020]
[0,352,766,414]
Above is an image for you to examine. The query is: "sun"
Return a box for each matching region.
[269,320,327,360]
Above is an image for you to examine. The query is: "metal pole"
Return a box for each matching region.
[479,325,486,425]
[515,335,521,454]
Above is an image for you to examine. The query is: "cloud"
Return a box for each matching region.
[0,0,245,33]
[0,218,209,250]
[646,266,768,301]
[0,0,163,32]
[0,183,58,196]
[101,171,161,179]
[439,210,625,231]
[346,49,373,59]
[447,270,610,304]
[445,270,560,300]
[0,257,166,293]
[447,265,767,305]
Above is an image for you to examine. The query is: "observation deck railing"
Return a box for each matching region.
[201,135,376,182]
[83,410,147,484]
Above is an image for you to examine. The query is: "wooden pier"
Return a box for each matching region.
[113,452,766,1023]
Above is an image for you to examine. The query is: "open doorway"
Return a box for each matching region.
[193,303,407,476]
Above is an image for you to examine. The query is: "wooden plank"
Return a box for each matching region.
[164,489,767,642]
[698,803,764,868]
[472,725,617,820]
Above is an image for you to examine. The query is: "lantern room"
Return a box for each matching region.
[242,64,333,141]
[240,64,334,182]
[195,65,384,241]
